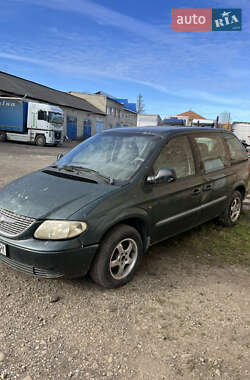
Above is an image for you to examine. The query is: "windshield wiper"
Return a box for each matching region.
[52,165,114,185]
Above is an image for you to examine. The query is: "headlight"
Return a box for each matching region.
[34,220,87,240]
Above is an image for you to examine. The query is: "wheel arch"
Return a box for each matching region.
[99,216,150,254]
[234,184,246,199]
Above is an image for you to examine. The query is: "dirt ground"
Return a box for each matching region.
[0,141,250,380]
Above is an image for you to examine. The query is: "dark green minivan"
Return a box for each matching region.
[0,127,249,288]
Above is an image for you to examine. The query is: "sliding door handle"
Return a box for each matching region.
[203,184,212,191]
[192,188,201,196]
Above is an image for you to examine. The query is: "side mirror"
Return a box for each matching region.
[146,168,176,185]
[57,152,64,161]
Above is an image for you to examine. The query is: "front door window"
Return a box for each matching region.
[153,136,195,179]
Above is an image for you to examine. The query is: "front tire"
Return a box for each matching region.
[90,224,143,288]
[35,134,46,146]
[219,190,243,227]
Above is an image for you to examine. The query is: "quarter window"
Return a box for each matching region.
[224,135,248,163]
[194,135,229,173]
[153,136,195,179]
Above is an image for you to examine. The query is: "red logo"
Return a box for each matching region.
[171,9,211,31]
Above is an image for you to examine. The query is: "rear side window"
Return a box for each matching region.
[224,135,248,163]
[153,136,195,179]
[194,135,229,173]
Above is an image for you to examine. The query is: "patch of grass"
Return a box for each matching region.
[164,213,250,267]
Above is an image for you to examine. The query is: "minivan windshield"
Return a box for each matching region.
[56,132,159,182]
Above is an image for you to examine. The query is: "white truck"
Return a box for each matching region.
[0,98,63,146]
[231,122,250,151]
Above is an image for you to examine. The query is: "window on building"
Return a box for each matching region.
[67,115,77,123]
[107,107,111,115]
[83,119,92,126]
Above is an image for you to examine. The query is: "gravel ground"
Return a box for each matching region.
[0,141,250,380]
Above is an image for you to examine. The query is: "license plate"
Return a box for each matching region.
[0,243,6,256]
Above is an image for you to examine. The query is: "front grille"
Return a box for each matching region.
[0,208,36,237]
[0,255,63,279]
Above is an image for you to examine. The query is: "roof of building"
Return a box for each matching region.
[0,71,104,115]
[95,91,121,103]
[138,113,161,117]
[95,91,137,113]
[177,110,206,120]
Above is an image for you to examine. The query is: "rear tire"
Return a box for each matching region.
[219,190,243,227]
[90,224,143,288]
[35,134,46,147]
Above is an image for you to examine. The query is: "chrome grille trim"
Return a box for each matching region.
[0,208,36,237]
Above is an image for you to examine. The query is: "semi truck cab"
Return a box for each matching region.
[0,98,64,146]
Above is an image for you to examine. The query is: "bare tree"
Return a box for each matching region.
[137,93,145,114]
[219,111,231,130]
[219,111,231,124]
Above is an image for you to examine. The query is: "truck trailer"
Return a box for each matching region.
[0,98,63,146]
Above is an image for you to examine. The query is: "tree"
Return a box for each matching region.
[137,93,145,114]
[219,111,231,130]
[219,111,231,124]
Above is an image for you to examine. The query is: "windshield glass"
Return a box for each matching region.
[57,132,159,182]
[49,112,63,125]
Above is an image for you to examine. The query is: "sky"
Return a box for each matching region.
[1,0,250,121]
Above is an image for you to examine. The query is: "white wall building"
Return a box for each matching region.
[137,114,161,127]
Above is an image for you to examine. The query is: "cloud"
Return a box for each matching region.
[4,0,250,122]
[1,49,250,113]
[14,0,168,44]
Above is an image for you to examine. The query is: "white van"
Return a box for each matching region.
[232,123,250,150]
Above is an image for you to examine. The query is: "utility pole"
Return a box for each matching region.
[137,93,145,114]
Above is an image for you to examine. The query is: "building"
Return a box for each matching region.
[137,114,161,127]
[166,110,206,126]
[0,71,105,139]
[69,91,137,130]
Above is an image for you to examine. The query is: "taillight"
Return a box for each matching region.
[248,136,250,142]
[248,164,250,175]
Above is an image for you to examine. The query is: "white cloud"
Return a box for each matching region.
[1,49,250,113]
[14,0,168,44]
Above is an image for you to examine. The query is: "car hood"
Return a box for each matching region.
[0,170,119,219]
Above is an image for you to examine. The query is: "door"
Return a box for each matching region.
[66,116,77,139]
[149,135,204,243]
[191,133,232,222]
[83,119,92,139]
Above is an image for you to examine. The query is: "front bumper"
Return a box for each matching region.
[0,236,98,279]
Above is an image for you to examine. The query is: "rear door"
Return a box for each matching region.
[191,133,232,222]
[150,135,204,243]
